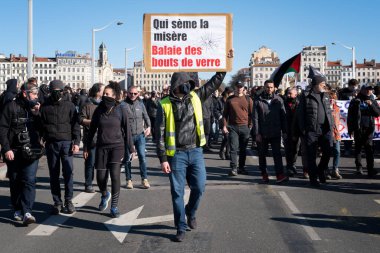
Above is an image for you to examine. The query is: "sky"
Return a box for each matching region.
[1,0,379,82]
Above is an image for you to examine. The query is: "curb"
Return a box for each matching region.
[0,164,7,181]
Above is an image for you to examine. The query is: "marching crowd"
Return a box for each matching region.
[0,65,379,242]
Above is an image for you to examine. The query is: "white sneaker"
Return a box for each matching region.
[126,180,134,189]
[23,212,36,225]
[14,210,23,221]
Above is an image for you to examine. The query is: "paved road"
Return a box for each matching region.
[0,139,379,253]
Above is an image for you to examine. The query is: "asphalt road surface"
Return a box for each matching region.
[0,139,379,253]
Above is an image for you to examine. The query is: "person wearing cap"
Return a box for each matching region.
[0,80,43,225]
[296,67,333,187]
[223,80,253,176]
[40,80,81,215]
[347,84,380,177]
[156,71,226,242]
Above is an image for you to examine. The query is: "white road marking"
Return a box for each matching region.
[278,191,321,241]
[105,187,191,243]
[134,215,173,226]
[374,200,380,205]
[105,205,144,243]
[184,188,190,203]
[28,192,96,236]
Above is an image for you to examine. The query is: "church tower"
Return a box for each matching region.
[98,42,108,66]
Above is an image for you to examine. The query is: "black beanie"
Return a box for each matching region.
[311,75,326,86]
[49,80,65,90]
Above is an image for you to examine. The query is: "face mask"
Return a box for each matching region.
[179,82,191,95]
[28,99,39,108]
[51,90,63,102]
[102,96,116,109]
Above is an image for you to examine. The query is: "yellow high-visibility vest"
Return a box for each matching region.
[160,91,206,156]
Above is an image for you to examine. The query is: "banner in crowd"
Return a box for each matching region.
[336,100,380,140]
[143,13,233,72]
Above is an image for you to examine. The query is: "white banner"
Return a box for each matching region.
[336,100,380,140]
[143,13,233,72]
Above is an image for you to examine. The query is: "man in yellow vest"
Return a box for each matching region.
[156,71,226,242]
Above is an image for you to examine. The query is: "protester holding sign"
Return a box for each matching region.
[347,84,380,177]
[156,70,226,242]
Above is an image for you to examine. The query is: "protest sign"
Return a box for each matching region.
[336,100,380,140]
[143,13,233,72]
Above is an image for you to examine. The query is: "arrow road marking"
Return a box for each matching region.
[105,188,191,243]
[105,205,144,243]
[28,192,96,236]
[374,200,380,205]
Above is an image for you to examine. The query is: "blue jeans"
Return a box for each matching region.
[168,147,206,232]
[125,133,147,180]
[7,158,39,214]
[46,141,74,204]
[332,141,340,170]
[84,147,96,187]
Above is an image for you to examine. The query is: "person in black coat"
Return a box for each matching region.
[40,80,81,215]
[84,81,135,218]
[296,68,333,187]
[253,80,288,183]
[0,81,43,225]
[347,84,380,177]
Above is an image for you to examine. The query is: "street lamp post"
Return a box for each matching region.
[124,47,135,89]
[91,21,123,85]
[27,0,33,78]
[332,42,356,79]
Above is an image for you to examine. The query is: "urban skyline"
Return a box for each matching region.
[0,0,379,82]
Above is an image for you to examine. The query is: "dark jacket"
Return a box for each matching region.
[347,93,380,134]
[0,96,42,154]
[295,90,333,136]
[338,87,357,100]
[79,98,100,148]
[86,103,134,153]
[123,97,151,136]
[156,72,226,163]
[145,97,160,118]
[40,97,81,145]
[202,96,214,119]
[284,97,300,137]
[252,93,287,139]
[0,79,18,112]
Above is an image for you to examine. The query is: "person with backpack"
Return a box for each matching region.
[84,81,134,218]
[222,80,253,176]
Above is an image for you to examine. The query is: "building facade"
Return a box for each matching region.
[113,68,133,90]
[133,60,172,92]
[326,60,342,88]
[56,51,92,90]
[249,46,280,87]
[300,46,327,81]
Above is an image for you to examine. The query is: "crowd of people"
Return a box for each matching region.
[0,65,379,241]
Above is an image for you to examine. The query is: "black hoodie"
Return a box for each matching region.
[155,72,226,163]
[1,79,18,107]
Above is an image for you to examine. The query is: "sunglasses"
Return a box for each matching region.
[129,92,138,95]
